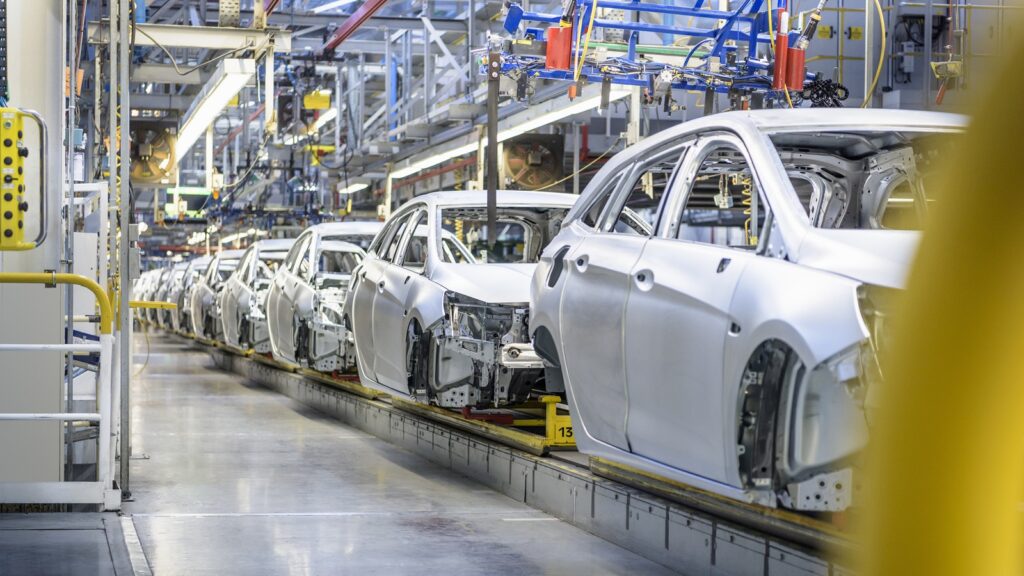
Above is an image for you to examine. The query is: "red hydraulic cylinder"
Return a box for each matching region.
[772,11,790,90]
[786,47,807,91]
[546,25,573,70]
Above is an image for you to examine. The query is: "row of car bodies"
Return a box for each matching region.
[133,109,964,516]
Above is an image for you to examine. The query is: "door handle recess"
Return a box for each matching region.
[547,245,571,287]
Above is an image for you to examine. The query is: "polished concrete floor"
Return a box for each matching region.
[123,334,676,575]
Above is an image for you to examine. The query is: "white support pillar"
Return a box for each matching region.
[264,45,276,136]
[206,126,214,191]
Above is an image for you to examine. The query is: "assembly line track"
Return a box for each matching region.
[193,339,852,575]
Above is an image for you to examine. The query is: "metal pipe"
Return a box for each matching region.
[319,0,391,55]
[572,123,580,195]
[117,0,132,498]
[0,273,113,334]
[0,413,102,421]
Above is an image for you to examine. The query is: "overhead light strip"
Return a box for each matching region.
[175,59,256,163]
[388,88,630,181]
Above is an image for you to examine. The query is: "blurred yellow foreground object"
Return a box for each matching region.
[867,34,1024,576]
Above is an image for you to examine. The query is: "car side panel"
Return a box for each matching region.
[557,227,646,451]
[623,238,751,486]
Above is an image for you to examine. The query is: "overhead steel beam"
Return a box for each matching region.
[128,93,193,110]
[320,0,391,55]
[88,21,292,52]
[131,64,207,85]
[205,9,467,31]
[292,37,440,56]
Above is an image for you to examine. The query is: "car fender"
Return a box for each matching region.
[722,258,867,484]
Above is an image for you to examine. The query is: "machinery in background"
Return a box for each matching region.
[502,134,565,191]
[492,0,836,111]
[129,123,177,186]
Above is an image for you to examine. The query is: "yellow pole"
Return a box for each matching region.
[0,273,113,334]
[865,31,1024,576]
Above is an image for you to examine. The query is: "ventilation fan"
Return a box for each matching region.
[131,126,176,185]
[502,134,565,191]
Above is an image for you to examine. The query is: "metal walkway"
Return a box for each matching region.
[122,334,676,575]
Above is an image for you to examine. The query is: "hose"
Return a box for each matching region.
[861,0,886,107]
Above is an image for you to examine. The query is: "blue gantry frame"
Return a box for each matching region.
[499,0,809,95]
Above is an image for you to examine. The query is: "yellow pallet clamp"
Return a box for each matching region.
[0,108,47,251]
[129,300,177,310]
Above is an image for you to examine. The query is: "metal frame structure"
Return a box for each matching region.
[0,273,119,510]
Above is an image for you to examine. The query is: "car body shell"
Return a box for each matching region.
[189,250,245,340]
[529,108,966,510]
[342,190,577,404]
[170,256,212,334]
[266,221,381,367]
[220,239,296,353]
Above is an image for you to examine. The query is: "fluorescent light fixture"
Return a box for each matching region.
[338,182,369,195]
[390,143,478,180]
[312,0,360,13]
[498,88,630,142]
[175,59,256,163]
[388,88,630,181]
[219,228,268,245]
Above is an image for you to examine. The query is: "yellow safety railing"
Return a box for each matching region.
[0,272,112,334]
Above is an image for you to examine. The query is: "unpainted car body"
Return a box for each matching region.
[266,221,381,370]
[189,249,245,340]
[530,109,964,512]
[154,263,188,329]
[132,269,161,324]
[343,191,576,408]
[219,239,296,353]
[170,256,212,334]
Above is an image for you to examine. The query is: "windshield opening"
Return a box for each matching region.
[769,131,956,230]
[257,251,288,279]
[440,206,569,264]
[322,233,376,251]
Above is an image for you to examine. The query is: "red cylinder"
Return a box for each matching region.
[546,26,573,71]
[772,33,790,90]
[786,47,806,90]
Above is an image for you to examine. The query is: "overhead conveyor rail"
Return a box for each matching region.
[205,343,851,575]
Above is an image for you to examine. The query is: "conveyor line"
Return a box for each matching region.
[195,340,853,575]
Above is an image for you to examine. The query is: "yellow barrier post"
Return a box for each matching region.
[866,34,1024,576]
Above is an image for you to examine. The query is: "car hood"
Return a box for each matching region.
[796,228,920,289]
[430,263,536,304]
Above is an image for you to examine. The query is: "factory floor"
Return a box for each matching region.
[113,333,675,575]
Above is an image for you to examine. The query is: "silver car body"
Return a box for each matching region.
[154,263,188,329]
[219,239,296,353]
[189,249,245,340]
[266,221,381,369]
[530,109,965,512]
[343,191,577,407]
[144,266,172,325]
[170,256,212,334]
